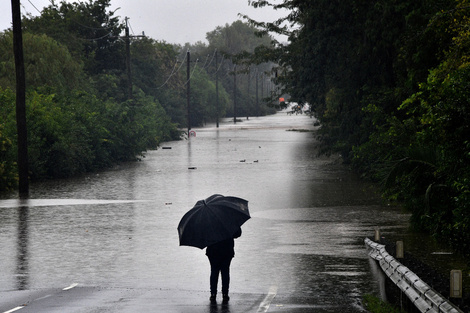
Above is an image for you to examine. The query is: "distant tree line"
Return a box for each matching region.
[248,0,470,255]
[0,0,277,191]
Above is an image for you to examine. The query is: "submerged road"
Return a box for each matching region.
[0,112,409,312]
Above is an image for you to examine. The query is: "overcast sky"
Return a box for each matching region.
[1,0,289,45]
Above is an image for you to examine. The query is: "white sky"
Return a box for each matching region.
[1,0,289,45]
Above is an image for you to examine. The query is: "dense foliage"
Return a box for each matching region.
[248,0,470,255]
[363,294,406,313]
[0,0,278,192]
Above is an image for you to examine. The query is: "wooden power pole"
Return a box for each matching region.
[187,51,191,135]
[233,65,237,124]
[122,17,145,100]
[125,17,132,100]
[256,70,259,117]
[11,0,29,196]
[215,50,219,128]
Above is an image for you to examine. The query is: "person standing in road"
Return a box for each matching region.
[206,227,242,303]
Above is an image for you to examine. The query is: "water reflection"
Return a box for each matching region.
[209,302,231,313]
[0,113,413,310]
[16,206,29,290]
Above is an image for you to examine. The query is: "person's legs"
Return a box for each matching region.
[209,257,222,296]
[220,257,233,297]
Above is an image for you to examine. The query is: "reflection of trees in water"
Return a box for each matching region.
[17,206,29,290]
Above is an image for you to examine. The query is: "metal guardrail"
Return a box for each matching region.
[365,238,464,313]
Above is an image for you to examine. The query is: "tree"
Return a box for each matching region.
[22,0,125,76]
[246,0,470,253]
[0,32,84,91]
[190,68,230,126]
[205,21,277,116]
[0,88,18,190]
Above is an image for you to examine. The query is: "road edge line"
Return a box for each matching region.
[257,285,278,312]
[3,306,25,313]
[63,283,79,291]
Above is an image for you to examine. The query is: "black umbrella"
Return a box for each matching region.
[177,194,250,249]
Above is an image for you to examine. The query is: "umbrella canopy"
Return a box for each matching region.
[177,194,250,249]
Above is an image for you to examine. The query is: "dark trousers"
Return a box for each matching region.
[208,256,232,294]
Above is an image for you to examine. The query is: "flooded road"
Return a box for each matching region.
[0,112,410,312]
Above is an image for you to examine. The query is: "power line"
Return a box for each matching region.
[27,0,41,14]
[207,50,216,68]
[205,49,219,70]
[25,0,118,33]
[70,18,115,31]
[184,58,199,85]
[19,1,38,20]
[83,31,114,41]
[157,50,189,89]
[200,54,210,69]
[127,19,135,35]
[156,60,179,89]
[41,0,116,31]
[216,54,224,73]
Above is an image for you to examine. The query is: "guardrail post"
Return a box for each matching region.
[396,241,404,259]
[450,270,462,298]
[364,237,465,313]
[374,227,381,241]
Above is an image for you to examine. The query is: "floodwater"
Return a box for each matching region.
[0,111,411,311]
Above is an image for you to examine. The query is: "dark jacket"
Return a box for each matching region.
[206,228,242,259]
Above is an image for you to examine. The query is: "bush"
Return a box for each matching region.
[0,88,17,190]
[0,86,181,190]
[362,294,406,313]
[0,124,17,191]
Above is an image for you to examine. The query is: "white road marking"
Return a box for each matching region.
[3,284,78,313]
[3,307,24,313]
[63,283,78,291]
[35,294,52,301]
[257,285,278,312]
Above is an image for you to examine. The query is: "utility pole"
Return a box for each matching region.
[261,73,264,105]
[246,67,250,120]
[247,67,250,97]
[125,17,132,100]
[185,50,199,135]
[215,50,219,128]
[11,0,29,196]
[120,17,145,100]
[233,65,237,124]
[256,69,259,117]
[187,50,191,135]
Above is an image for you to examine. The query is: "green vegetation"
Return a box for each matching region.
[0,0,277,191]
[6,0,468,257]
[248,0,470,256]
[363,294,406,313]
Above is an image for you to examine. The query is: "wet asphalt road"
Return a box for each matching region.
[0,112,409,312]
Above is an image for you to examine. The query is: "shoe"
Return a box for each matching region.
[210,294,217,303]
[222,294,230,302]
